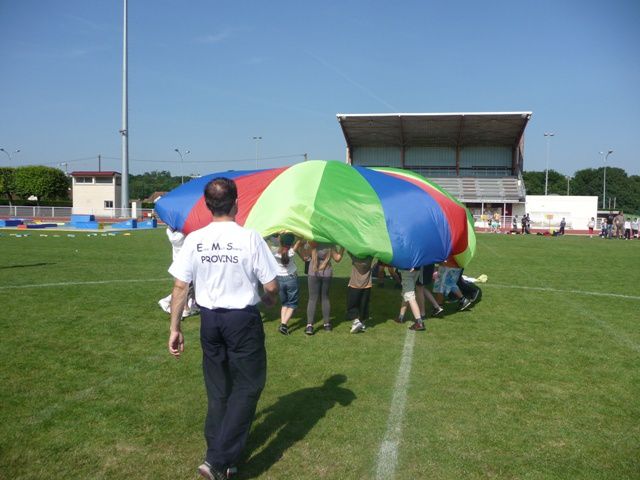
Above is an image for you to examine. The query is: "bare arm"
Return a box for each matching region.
[168,279,189,358]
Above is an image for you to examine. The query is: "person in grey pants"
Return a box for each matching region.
[305,243,344,334]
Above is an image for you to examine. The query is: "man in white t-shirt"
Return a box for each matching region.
[167,177,279,480]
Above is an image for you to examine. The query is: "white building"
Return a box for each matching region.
[525,195,598,231]
[70,171,121,216]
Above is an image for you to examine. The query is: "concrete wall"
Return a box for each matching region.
[525,195,598,231]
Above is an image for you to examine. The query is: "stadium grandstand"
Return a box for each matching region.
[337,112,532,223]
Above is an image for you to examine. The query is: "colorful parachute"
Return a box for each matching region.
[155,160,476,268]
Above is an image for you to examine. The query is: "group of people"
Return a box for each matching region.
[262,232,482,336]
[510,214,532,234]
[597,213,639,239]
[161,177,483,480]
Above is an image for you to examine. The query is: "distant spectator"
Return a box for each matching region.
[632,218,639,239]
[512,215,519,233]
[588,217,595,238]
[600,220,608,238]
[521,215,527,234]
[624,218,632,240]
[606,213,614,239]
[559,217,566,235]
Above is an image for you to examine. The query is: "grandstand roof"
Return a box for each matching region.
[336,112,532,148]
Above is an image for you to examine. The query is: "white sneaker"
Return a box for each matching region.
[350,320,365,333]
[158,297,171,314]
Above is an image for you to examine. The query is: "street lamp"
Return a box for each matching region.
[252,136,262,170]
[174,148,191,184]
[59,162,69,175]
[0,148,20,163]
[544,132,554,195]
[566,175,571,195]
[600,149,613,209]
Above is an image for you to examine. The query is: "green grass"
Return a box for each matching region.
[0,229,639,479]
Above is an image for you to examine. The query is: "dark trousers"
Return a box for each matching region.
[200,305,266,469]
[346,287,371,322]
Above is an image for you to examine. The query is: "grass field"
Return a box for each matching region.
[1,229,639,480]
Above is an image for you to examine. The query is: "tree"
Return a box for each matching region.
[526,166,639,214]
[13,166,70,204]
[129,170,180,200]
[0,167,16,205]
[522,169,566,195]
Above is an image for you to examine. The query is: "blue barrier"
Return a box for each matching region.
[26,223,58,229]
[0,219,24,227]
[137,219,157,229]
[71,214,95,222]
[111,219,138,229]
[66,221,99,230]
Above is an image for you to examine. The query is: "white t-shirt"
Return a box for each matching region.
[272,247,297,276]
[169,221,278,309]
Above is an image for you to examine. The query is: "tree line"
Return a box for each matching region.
[0,167,184,205]
[523,167,640,213]
[1,165,638,213]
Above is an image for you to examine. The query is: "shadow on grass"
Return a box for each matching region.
[242,374,356,477]
[0,262,55,269]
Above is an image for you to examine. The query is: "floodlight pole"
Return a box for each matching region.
[544,132,554,195]
[0,148,19,163]
[253,136,262,170]
[174,148,190,184]
[601,149,613,209]
[120,0,130,218]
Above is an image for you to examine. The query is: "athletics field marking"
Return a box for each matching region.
[0,278,168,290]
[375,329,416,480]
[485,283,640,301]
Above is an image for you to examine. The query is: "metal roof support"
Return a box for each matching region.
[455,116,465,176]
[338,117,353,164]
[399,116,406,168]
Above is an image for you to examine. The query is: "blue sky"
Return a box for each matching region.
[1,0,638,177]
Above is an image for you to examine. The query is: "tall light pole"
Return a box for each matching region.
[174,148,190,184]
[120,0,130,218]
[252,136,262,170]
[566,175,571,195]
[601,149,613,209]
[544,132,554,195]
[59,162,69,175]
[0,148,20,163]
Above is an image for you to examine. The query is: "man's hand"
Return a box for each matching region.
[261,292,276,307]
[261,278,279,307]
[168,330,184,358]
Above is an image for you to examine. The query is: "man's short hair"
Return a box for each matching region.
[204,177,237,216]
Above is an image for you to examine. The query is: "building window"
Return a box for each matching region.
[75,177,93,183]
[104,201,114,209]
[95,177,113,184]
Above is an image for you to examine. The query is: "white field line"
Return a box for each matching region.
[0,278,168,290]
[375,330,416,480]
[485,283,640,301]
